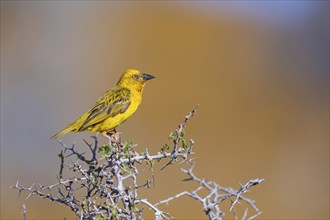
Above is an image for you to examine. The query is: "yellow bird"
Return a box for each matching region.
[51,69,155,139]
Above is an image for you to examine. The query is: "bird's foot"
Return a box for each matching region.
[103,130,122,147]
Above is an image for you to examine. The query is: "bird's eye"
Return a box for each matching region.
[132,75,139,80]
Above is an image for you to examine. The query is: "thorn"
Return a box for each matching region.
[28,183,35,190]
[182,177,193,182]
[82,138,90,146]
[26,192,33,200]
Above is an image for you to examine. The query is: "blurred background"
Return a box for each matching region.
[1,1,329,219]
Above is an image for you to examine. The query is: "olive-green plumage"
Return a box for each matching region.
[51,69,155,139]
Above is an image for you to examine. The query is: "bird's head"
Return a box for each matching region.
[117,69,155,92]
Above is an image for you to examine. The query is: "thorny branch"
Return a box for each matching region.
[155,163,264,220]
[11,107,263,220]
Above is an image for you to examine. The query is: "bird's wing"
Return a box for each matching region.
[78,87,131,131]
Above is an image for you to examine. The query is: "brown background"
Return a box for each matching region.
[1,1,329,219]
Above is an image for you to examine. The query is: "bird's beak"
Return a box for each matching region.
[142,73,155,81]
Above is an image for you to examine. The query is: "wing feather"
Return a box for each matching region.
[78,87,131,131]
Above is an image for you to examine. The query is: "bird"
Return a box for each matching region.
[51,69,155,139]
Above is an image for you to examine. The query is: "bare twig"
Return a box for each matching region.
[11,107,263,220]
[23,204,26,220]
[156,163,264,220]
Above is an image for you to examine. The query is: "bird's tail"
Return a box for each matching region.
[50,123,75,139]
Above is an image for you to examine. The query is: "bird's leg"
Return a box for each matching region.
[103,130,122,154]
[109,130,122,143]
[106,130,119,146]
[113,128,122,143]
[102,132,112,148]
